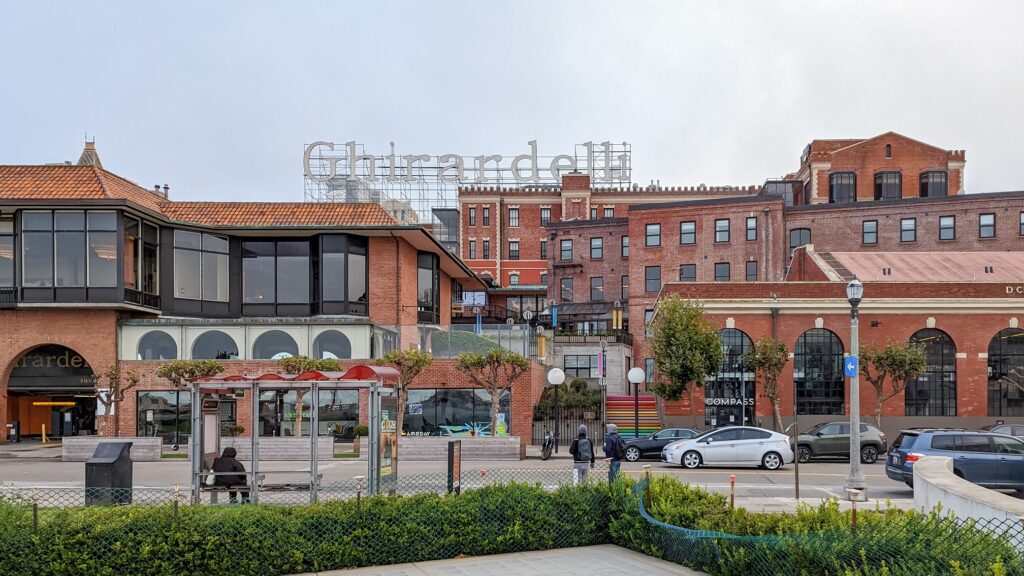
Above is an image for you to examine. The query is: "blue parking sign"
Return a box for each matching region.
[844,356,859,378]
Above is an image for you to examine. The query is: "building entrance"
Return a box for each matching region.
[6,345,96,438]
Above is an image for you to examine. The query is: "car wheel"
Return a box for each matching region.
[625,446,641,462]
[860,445,879,464]
[762,451,783,471]
[797,446,811,463]
[681,451,702,469]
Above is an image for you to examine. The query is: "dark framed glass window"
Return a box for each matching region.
[509,274,519,285]
[789,228,811,254]
[590,208,598,220]
[589,277,603,301]
[402,389,510,437]
[794,328,845,415]
[321,234,368,315]
[920,171,948,197]
[252,330,300,360]
[604,207,614,218]
[900,218,916,243]
[508,208,519,227]
[191,330,239,360]
[714,262,730,282]
[560,278,573,302]
[508,241,519,260]
[137,330,177,360]
[54,211,85,287]
[679,264,696,282]
[645,358,655,384]
[644,266,661,293]
[137,391,192,445]
[980,213,996,238]
[242,241,275,304]
[87,212,118,288]
[482,240,490,259]
[874,172,902,201]
[621,235,629,257]
[620,275,629,300]
[680,221,696,244]
[417,252,440,323]
[173,230,228,301]
[885,144,892,159]
[829,172,857,204]
[560,239,573,260]
[540,273,547,285]
[313,330,352,359]
[565,355,601,378]
[590,237,603,259]
[988,328,1024,417]
[907,329,957,416]
[468,207,476,226]
[540,208,551,226]
[745,261,757,281]
[1020,212,1024,236]
[22,211,53,287]
[646,224,661,246]
[705,328,755,427]
[21,210,116,289]
[482,207,490,226]
[539,240,547,260]
[746,217,757,241]
[715,219,730,242]
[862,220,878,245]
[0,217,13,288]
[469,240,476,259]
[141,223,159,297]
[939,216,955,240]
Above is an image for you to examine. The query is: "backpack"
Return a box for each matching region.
[577,438,593,462]
[614,434,627,460]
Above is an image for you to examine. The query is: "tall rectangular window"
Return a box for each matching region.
[590,208,598,220]
[874,172,902,201]
[645,224,661,246]
[920,171,948,197]
[645,266,661,293]
[55,211,85,287]
[508,208,519,227]
[482,240,490,259]
[417,252,440,323]
[508,241,519,260]
[539,240,547,260]
[540,208,551,226]
[560,239,573,260]
[715,219,730,242]
[679,221,696,244]
[746,217,757,241]
[141,223,159,297]
[745,261,757,281]
[679,264,696,282]
[243,241,311,305]
[620,235,629,257]
[645,358,655,383]
[939,216,955,240]
[620,275,629,301]
[560,278,573,302]
[714,262,730,282]
[482,207,490,226]
[123,218,140,290]
[590,237,603,259]
[87,212,118,288]
[862,220,878,245]
[22,211,53,287]
[0,218,13,288]
[900,218,916,242]
[789,228,811,253]
[468,207,476,226]
[980,213,996,238]
[590,277,604,301]
[509,274,519,285]
[829,172,857,203]
[321,234,368,313]
[1020,212,1024,236]
[469,240,476,259]
[604,207,614,218]
[242,241,276,303]
[174,230,228,301]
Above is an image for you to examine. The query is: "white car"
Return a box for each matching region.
[661,426,794,470]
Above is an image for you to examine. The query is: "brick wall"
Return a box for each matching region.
[547,219,629,305]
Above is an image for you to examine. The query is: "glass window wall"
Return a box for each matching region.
[403,389,511,437]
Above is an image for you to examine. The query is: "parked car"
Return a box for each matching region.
[623,428,699,462]
[662,426,794,470]
[885,429,1024,489]
[794,422,887,464]
[980,424,1024,437]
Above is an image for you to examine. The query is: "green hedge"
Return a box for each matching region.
[0,478,1019,576]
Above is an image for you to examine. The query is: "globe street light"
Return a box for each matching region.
[845,278,867,500]
[627,367,646,439]
[547,367,566,453]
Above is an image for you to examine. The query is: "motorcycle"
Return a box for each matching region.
[541,428,557,460]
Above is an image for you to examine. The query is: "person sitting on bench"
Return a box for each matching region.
[212,447,249,503]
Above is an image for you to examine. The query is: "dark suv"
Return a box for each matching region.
[885,429,1024,489]
[795,422,887,464]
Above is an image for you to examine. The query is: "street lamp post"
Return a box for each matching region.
[627,367,646,439]
[548,368,565,454]
[845,278,867,500]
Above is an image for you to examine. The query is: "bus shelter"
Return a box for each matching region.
[188,365,399,504]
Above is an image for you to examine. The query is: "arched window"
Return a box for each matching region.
[137,330,177,360]
[313,330,352,360]
[988,328,1024,416]
[794,328,844,415]
[907,329,957,416]
[789,228,811,255]
[191,330,239,360]
[705,329,755,427]
[252,330,299,360]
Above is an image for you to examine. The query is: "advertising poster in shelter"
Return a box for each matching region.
[379,396,398,489]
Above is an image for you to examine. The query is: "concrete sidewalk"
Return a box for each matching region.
[737,496,914,514]
[302,545,707,576]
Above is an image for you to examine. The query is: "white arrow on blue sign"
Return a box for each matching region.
[844,356,859,378]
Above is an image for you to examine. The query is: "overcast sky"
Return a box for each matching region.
[1,1,1022,202]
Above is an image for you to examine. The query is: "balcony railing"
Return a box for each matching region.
[450,303,517,324]
[124,289,161,309]
[553,329,632,346]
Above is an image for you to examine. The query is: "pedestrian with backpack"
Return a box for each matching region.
[569,425,595,484]
[604,423,626,484]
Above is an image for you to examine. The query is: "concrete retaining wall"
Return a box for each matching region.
[221,437,335,461]
[62,437,162,462]
[357,436,522,461]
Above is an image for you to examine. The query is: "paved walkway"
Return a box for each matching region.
[302,545,708,576]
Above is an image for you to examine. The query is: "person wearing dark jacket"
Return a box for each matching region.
[212,447,249,503]
[603,424,624,485]
[568,425,595,484]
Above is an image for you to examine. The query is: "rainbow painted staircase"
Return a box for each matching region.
[607,394,660,439]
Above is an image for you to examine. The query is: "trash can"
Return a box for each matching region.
[85,442,133,505]
[5,421,18,443]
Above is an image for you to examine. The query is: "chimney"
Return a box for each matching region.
[162,184,170,198]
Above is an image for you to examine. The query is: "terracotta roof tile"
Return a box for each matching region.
[0,165,166,212]
[826,251,1024,282]
[159,202,396,227]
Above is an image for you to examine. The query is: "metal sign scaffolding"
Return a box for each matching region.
[188,365,398,504]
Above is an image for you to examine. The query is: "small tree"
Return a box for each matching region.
[86,364,141,438]
[382,348,433,437]
[455,348,529,436]
[861,340,928,427]
[648,295,725,404]
[155,360,225,390]
[276,356,343,437]
[743,337,789,432]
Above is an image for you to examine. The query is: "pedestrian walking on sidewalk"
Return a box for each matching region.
[604,424,625,484]
[569,425,595,484]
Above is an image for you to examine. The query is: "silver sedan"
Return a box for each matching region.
[662,426,795,470]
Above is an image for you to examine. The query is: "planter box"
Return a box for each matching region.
[221,437,335,461]
[358,436,522,461]
[62,437,162,462]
